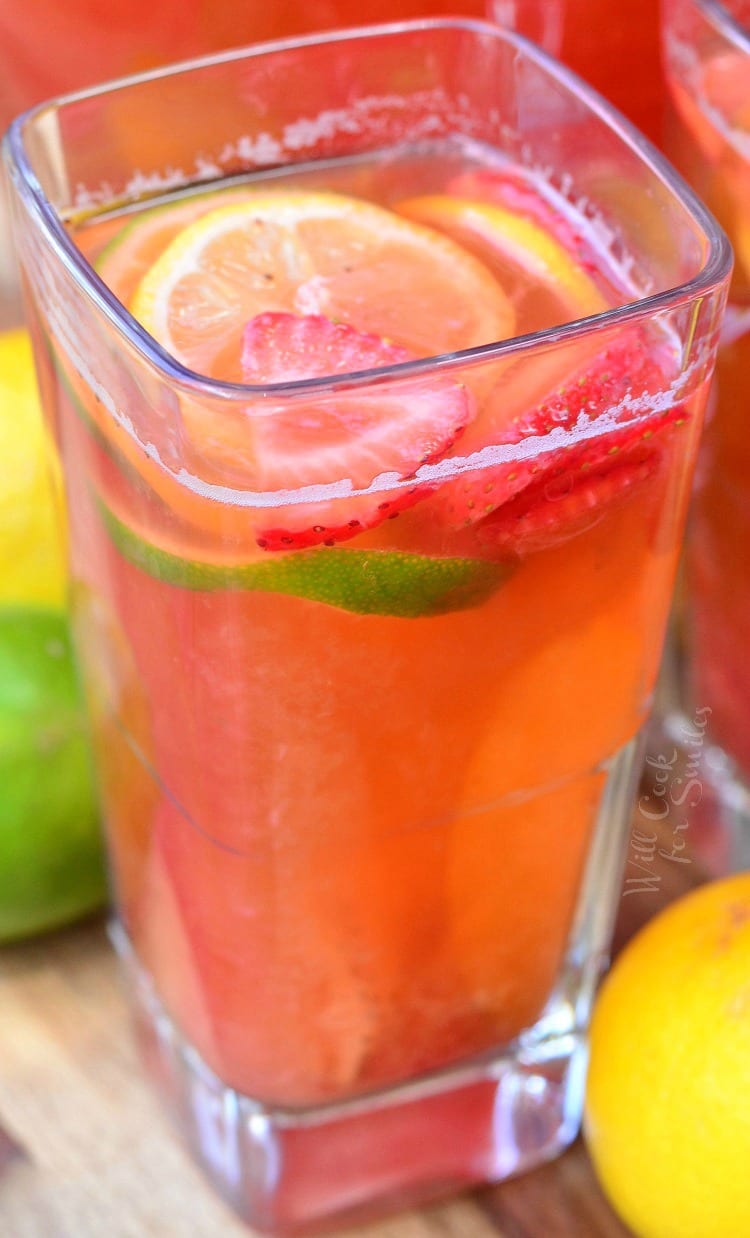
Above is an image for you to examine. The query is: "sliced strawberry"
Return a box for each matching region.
[242,312,413,385]
[477,453,659,556]
[442,330,686,529]
[238,313,474,551]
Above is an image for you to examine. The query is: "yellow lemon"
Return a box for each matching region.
[396,194,607,329]
[584,873,750,1238]
[0,327,67,606]
[0,331,105,939]
[130,190,515,379]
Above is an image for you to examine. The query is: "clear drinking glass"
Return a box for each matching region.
[3,20,729,1233]
[661,0,750,867]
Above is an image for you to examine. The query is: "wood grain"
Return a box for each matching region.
[0,809,707,1237]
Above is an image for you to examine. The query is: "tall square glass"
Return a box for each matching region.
[661,0,750,865]
[3,20,729,1233]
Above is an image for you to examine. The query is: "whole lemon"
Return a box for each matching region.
[584,874,750,1238]
[0,327,66,606]
[0,326,106,939]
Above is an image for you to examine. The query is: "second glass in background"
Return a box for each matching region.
[661,0,750,868]
[0,0,667,321]
[0,0,665,140]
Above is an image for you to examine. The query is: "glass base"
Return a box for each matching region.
[108,735,644,1233]
[113,922,587,1233]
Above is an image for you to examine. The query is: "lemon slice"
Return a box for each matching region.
[397,195,608,328]
[131,190,516,380]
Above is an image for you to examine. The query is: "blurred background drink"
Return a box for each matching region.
[661,0,750,866]
[0,0,664,153]
[488,0,664,138]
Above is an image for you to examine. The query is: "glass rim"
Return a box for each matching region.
[691,0,750,53]
[3,16,733,403]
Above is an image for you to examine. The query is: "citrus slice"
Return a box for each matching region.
[94,185,261,309]
[396,194,608,330]
[130,190,515,380]
[99,498,512,619]
[445,168,596,266]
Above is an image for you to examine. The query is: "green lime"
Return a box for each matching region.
[100,500,512,619]
[0,607,107,943]
[46,312,513,621]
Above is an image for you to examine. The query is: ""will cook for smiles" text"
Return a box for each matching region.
[623,707,711,896]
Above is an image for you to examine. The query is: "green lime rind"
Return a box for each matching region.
[49,332,511,619]
[100,502,511,619]
[94,197,194,279]
[94,183,260,292]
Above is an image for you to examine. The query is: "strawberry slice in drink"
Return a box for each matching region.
[239,312,474,551]
[477,451,659,556]
[440,328,687,547]
[119,189,512,548]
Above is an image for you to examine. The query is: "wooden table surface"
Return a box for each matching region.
[0,811,707,1238]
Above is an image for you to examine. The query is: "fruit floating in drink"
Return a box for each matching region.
[663,0,750,835]
[5,22,728,1232]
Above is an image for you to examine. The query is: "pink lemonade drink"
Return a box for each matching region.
[662,0,750,855]
[4,22,729,1233]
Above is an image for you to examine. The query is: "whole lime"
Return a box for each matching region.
[0,607,107,942]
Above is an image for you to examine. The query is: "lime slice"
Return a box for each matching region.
[99,501,512,619]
